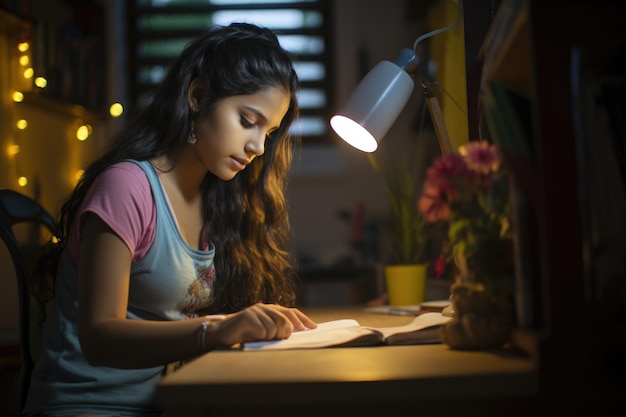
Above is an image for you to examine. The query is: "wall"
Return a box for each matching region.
[427,0,469,150]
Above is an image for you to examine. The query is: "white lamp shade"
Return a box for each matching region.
[330,60,415,152]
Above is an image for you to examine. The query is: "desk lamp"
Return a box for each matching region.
[329,0,461,154]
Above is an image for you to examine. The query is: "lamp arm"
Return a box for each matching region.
[410,0,462,155]
[422,81,454,155]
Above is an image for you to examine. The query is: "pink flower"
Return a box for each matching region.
[459,141,501,175]
[418,182,450,222]
[425,153,474,202]
[426,153,477,204]
[426,153,471,188]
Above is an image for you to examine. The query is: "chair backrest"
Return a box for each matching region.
[0,189,58,412]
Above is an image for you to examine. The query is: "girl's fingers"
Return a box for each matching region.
[221,304,318,345]
[234,304,286,342]
[269,304,317,331]
[254,305,294,339]
[252,307,283,340]
[292,309,317,330]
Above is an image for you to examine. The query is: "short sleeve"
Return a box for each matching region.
[67,161,157,266]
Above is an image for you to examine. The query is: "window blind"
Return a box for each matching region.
[126,0,334,142]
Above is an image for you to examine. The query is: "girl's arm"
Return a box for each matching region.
[77,214,316,369]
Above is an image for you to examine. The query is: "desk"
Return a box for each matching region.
[157,306,538,417]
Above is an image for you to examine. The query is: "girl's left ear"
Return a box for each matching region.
[188,78,208,111]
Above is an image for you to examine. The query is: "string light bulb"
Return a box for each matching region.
[34,77,47,88]
[76,124,91,141]
[12,91,24,102]
[73,169,85,186]
[109,102,124,118]
[7,144,20,156]
[17,41,29,52]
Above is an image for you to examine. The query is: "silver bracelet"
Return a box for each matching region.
[198,320,210,353]
[197,314,226,353]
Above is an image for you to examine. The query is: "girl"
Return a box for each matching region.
[23,22,316,417]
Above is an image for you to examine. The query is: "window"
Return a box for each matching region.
[126,0,334,143]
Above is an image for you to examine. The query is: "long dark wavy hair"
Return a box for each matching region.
[36,22,301,315]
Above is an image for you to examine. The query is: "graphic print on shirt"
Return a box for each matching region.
[177,260,216,318]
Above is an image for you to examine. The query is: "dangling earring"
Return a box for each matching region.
[188,118,198,145]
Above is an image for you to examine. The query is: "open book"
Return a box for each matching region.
[243,312,452,351]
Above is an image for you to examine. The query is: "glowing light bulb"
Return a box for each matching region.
[23,68,34,79]
[12,91,24,102]
[18,176,28,187]
[73,169,84,185]
[109,102,124,118]
[35,77,47,88]
[76,125,90,141]
[17,42,29,52]
[16,119,28,129]
[7,145,20,156]
[19,55,29,66]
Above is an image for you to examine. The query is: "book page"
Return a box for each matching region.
[243,319,382,351]
[367,312,452,345]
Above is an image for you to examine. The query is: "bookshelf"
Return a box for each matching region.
[465,0,626,413]
[0,0,106,120]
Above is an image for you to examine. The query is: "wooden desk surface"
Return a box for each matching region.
[157,306,538,417]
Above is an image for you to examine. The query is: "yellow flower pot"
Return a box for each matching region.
[384,264,428,306]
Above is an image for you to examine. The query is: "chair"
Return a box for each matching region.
[0,189,58,412]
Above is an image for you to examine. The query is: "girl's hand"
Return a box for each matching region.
[209,303,317,348]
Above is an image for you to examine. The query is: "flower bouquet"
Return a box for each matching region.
[418,141,515,349]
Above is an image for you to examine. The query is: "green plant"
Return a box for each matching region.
[367,151,434,265]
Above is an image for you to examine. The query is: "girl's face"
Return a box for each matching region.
[192,86,290,181]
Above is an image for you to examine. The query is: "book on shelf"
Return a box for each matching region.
[571,46,626,325]
[481,78,538,329]
[482,78,533,163]
[243,312,452,351]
